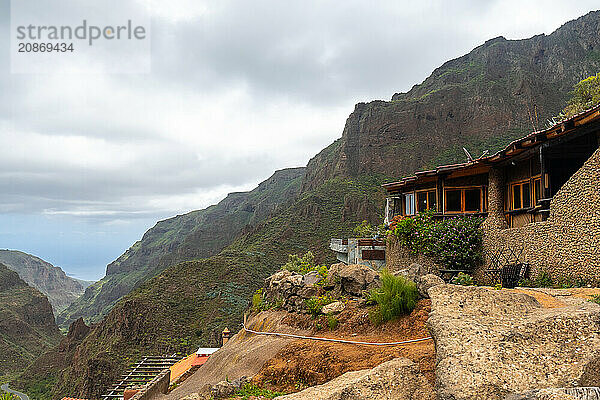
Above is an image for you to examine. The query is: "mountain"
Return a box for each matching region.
[25,10,600,399]
[0,250,89,315]
[57,167,306,329]
[0,263,62,382]
[302,10,600,191]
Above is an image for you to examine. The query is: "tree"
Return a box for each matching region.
[562,73,600,119]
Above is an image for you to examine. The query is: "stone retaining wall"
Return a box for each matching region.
[477,147,600,284]
[130,369,170,400]
[385,236,440,274]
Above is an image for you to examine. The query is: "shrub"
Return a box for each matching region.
[281,252,328,284]
[282,251,315,273]
[391,210,483,271]
[327,314,339,331]
[451,272,474,286]
[354,220,386,238]
[368,270,418,325]
[304,295,335,319]
[561,73,600,119]
[589,294,600,305]
[0,394,18,400]
[233,383,285,399]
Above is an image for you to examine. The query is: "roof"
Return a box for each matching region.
[196,347,220,355]
[383,104,600,192]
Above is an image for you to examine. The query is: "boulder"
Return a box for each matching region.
[417,274,444,298]
[303,270,322,286]
[395,263,427,283]
[428,284,600,400]
[209,376,250,399]
[276,358,434,400]
[327,263,380,297]
[321,301,345,314]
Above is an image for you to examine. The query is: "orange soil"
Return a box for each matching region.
[251,300,435,393]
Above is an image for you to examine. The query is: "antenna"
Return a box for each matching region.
[463,147,474,162]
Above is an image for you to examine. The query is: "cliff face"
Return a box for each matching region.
[301,11,600,192]
[58,167,306,329]
[0,250,88,315]
[0,263,62,381]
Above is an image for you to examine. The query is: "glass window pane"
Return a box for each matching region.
[405,193,415,215]
[522,183,531,208]
[512,185,522,209]
[464,189,481,212]
[417,192,428,213]
[428,191,437,211]
[534,179,541,204]
[446,190,461,212]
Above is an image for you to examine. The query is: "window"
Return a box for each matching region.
[509,180,533,210]
[444,187,484,213]
[404,193,415,215]
[533,177,542,205]
[417,189,437,213]
[464,189,481,212]
[445,190,462,212]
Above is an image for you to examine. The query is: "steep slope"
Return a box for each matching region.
[302,10,600,191]
[41,10,600,398]
[0,263,62,382]
[58,167,305,328]
[0,250,88,315]
[51,175,382,399]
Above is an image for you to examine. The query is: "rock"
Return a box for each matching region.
[210,381,236,399]
[428,284,600,400]
[396,263,427,283]
[505,387,600,400]
[303,271,321,286]
[179,394,201,400]
[276,358,434,400]
[417,274,444,298]
[327,263,380,297]
[321,301,345,314]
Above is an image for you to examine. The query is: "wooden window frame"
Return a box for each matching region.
[507,175,541,211]
[416,189,437,213]
[443,186,485,214]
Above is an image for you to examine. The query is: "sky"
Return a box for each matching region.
[1,0,598,281]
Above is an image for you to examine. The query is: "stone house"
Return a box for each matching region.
[383,105,600,283]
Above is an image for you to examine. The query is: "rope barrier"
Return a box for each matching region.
[242,320,433,346]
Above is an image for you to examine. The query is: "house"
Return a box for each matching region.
[383,105,600,283]
[329,238,386,268]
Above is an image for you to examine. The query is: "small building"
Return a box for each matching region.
[330,238,386,268]
[383,105,600,283]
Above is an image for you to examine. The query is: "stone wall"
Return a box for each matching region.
[130,369,170,400]
[477,148,600,284]
[385,235,440,274]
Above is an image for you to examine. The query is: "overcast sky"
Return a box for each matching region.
[1,0,598,280]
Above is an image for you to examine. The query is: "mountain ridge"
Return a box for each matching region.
[0,250,88,316]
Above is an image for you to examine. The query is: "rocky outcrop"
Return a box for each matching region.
[276,358,434,400]
[428,285,600,400]
[264,264,379,313]
[325,263,380,297]
[395,264,444,298]
[0,249,88,315]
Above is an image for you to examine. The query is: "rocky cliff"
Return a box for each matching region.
[0,263,62,381]
[302,10,600,192]
[58,167,305,329]
[0,250,89,315]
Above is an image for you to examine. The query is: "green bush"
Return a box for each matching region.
[0,394,18,400]
[304,295,335,319]
[368,270,418,325]
[233,383,285,399]
[589,294,600,305]
[561,73,600,119]
[282,251,315,273]
[391,210,483,271]
[451,272,474,286]
[327,314,339,331]
[281,251,328,284]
